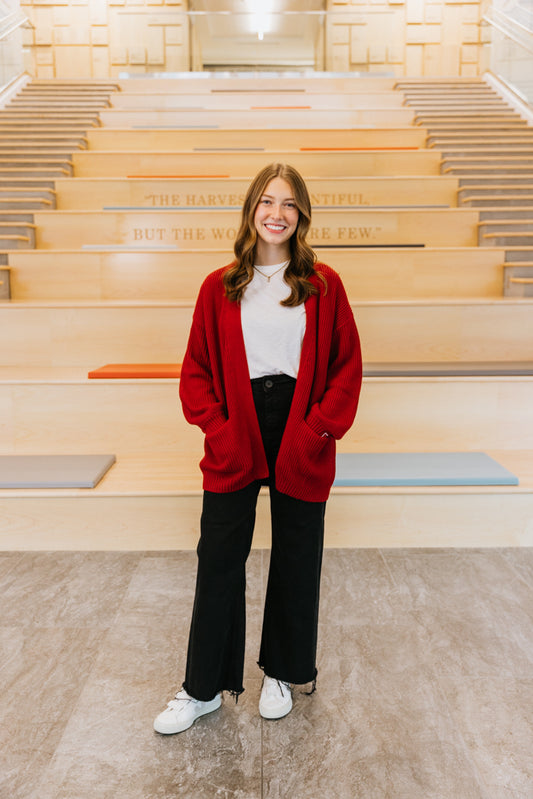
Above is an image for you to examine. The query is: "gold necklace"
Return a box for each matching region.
[254,261,289,282]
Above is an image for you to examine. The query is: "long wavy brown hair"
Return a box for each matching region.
[223,162,326,306]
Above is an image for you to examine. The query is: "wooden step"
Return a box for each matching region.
[458,186,533,198]
[1,369,532,455]
[504,247,533,262]
[0,235,32,249]
[504,265,533,296]
[31,208,480,249]
[430,138,533,148]
[8,101,111,109]
[429,137,533,148]
[478,209,533,221]
[461,196,533,208]
[6,246,505,301]
[97,108,416,129]
[69,149,442,179]
[0,187,56,201]
[0,136,88,146]
[0,112,102,121]
[2,299,532,366]
[445,166,533,176]
[459,176,533,186]
[440,149,533,158]
[0,197,53,210]
[415,111,521,118]
[117,76,396,93]
[418,122,529,130]
[0,166,72,177]
[442,157,533,169]
[0,157,74,168]
[109,92,407,111]
[482,232,533,246]
[0,123,98,131]
[0,222,35,246]
[479,222,533,244]
[0,449,530,550]
[53,175,459,211]
[85,126,428,151]
[0,150,78,160]
[0,266,10,299]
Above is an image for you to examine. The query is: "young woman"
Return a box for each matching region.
[154,163,362,734]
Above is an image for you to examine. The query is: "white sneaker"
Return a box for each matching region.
[154,688,221,735]
[259,676,293,720]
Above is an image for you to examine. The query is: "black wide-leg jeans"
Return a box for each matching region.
[183,374,326,701]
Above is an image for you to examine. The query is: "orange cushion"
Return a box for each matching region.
[88,363,182,379]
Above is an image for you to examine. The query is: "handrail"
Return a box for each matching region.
[0,11,30,43]
[483,9,533,56]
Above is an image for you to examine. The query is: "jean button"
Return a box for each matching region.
[265,379,274,389]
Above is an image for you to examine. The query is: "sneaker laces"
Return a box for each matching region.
[166,690,197,712]
[263,676,291,699]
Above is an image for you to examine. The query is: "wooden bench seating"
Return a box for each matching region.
[0,366,532,456]
[6,247,506,301]
[97,108,416,129]
[108,92,407,111]
[85,127,428,151]
[1,73,531,551]
[70,149,441,178]
[1,449,530,549]
[53,175,459,211]
[3,299,532,366]
[0,355,532,453]
[116,77,396,93]
[31,208,480,249]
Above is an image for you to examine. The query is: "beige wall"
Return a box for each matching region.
[21,0,190,79]
[20,0,490,79]
[325,0,491,77]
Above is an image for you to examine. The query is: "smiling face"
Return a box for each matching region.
[253,177,299,264]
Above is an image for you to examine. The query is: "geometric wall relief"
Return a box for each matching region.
[326,0,491,77]
[21,0,190,78]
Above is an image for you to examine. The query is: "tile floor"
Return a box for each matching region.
[1,547,533,799]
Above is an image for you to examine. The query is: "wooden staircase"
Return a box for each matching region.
[0,79,120,285]
[1,75,532,550]
[399,78,533,297]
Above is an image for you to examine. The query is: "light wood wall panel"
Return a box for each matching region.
[326,0,490,77]
[21,0,190,78]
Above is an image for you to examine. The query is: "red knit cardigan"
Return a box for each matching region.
[179,262,362,502]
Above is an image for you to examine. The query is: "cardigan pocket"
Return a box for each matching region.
[287,419,336,487]
[201,418,251,481]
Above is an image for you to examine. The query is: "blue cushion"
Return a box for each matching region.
[334,452,519,487]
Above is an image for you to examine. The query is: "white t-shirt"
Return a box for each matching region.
[241,261,306,379]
